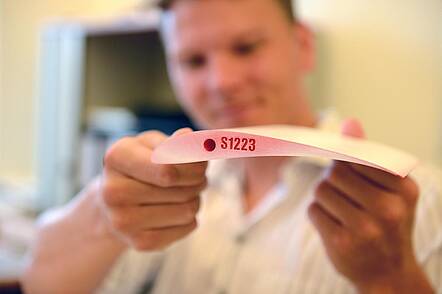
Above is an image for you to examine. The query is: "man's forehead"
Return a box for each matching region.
[161,0,272,30]
[160,0,286,51]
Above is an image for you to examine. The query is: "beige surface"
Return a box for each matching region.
[0,0,142,181]
[300,0,442,166]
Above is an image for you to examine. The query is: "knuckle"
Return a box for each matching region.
[407,190,419,205]
[103,137,132,168]
[182,201,199,222]
[314,181,329,200]
[359,220,381,241]
[307,203,321,221]
[403,178,420,204]
[325,163,345,184]
[101,182,120,207]
[157,165,178,187]
[377,198,407,226]
[200,178,209,189]
[141,130,164,138]
[103,147,117,168]
[193,198,201,213]
[183,191,198,203]
[132,234,157,251]
[331,232,352,253]
[195,175,208,187]
[188,219,198,230]
[178,220,198,238]
[180,190,195,202]
[191,178,208,194]
[191,180,208,196]
[182,220,198,236]
[186,161,208,173]
[195,163,209,177]
[110,213,131,232]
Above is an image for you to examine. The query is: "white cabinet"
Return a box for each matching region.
[36,10,183,209]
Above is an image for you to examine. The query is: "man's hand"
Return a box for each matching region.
[99,128,207,251]
[308,119,433,293]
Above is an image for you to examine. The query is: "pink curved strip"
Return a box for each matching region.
[151,125,418,178]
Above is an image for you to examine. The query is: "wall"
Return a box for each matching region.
[0,0,142,181]
[299,0,442,166]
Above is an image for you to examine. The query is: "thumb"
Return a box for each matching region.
[340,118,365,139]
[139,127,194,150]
[171,127,194,137]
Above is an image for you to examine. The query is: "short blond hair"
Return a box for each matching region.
[155,0,296,22]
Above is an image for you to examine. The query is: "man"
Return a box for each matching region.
[23,0,441,293]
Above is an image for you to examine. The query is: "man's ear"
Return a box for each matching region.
[293,22,315,73]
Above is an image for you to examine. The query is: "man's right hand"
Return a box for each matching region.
[99,128,208,251]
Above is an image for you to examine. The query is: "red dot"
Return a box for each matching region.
[204,139,216,152]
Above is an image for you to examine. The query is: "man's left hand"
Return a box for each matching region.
[308,119,433,293]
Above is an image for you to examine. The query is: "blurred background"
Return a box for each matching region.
[0,0,441,286]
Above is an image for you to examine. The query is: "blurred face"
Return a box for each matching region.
[161,0,315,129]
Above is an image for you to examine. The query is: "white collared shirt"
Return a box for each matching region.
[98,115,442,294]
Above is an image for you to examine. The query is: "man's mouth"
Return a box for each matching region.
[220,104,250,117]
[210,98,265,127]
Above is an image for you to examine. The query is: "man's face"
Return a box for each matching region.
[161,0,314,129]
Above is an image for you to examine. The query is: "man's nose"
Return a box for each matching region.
[207,55,244,97]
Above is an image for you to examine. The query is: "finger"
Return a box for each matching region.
[103,137,175,186]
[104,137,204,187]
[160,128,208,184]
[172,127,193,136]
[137,127,193,148]
[130,220,198,251]
[349,163,419,201]
[174,161,208,183]
[341,118,365,139]
[315,181,377,234]
[137,130,169,149]
[325,161,397,212]
[109,198,200,232]
[308,202,343,239]
[101,176,207,206]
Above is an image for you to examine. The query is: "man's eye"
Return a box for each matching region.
[233,42,258,56]
[183,55,206,69]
